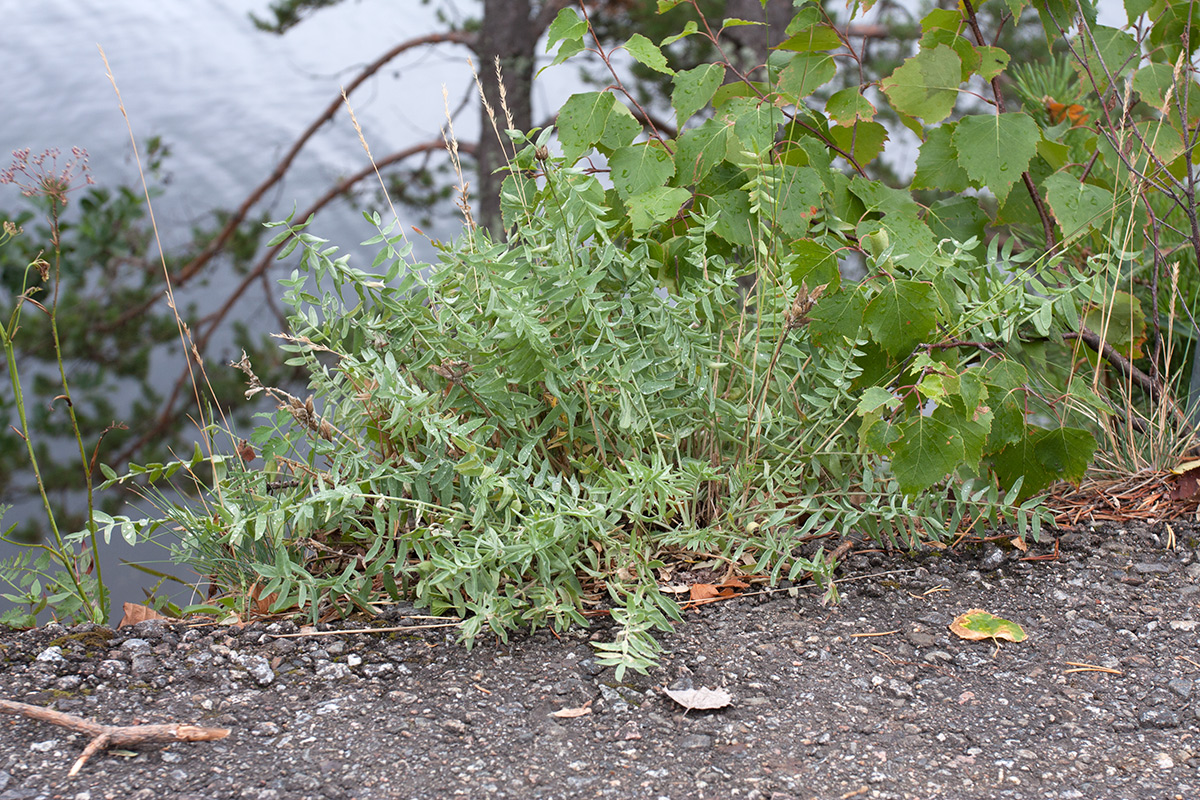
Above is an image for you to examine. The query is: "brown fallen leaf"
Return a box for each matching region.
[551,701,593,718]
[664,686,732,711]
[117,603,173,629]
[1010,536,1028,552]
[689,583,720,602]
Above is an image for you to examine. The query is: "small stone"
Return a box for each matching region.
[121,638,151,652]
[979,546,1007,571]
[907,632,936,649]
[362,663,395,678]
[35,646,65,665]
[678,733,713,749]
[578,658,604,677]
[1132,562,1172,575]
[1154,752,1175,769]
[1139,707,1180,729]
[442,718,468,735]
[130,653,158,676]
[887,678,915,700]
[234,654,275,686]
[1168,678,1194,699]
[95,659,128,679]
[55,675,83,691]
[30,739,58,752]
[251,722,281,737]
[345,654,362,668]
[315,661,352,681]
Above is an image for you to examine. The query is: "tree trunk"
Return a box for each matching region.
[474,0,539,236]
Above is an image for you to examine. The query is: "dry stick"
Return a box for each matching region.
[1064,326,1192,430]
[0,699,229,777]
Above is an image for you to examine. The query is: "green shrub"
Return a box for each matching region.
[101,0,1200,672]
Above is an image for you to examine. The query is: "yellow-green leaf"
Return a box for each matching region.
[949,609,1027,643]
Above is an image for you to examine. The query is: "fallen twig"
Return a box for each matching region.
[1063,661,1123,676]
[0,699,229,777]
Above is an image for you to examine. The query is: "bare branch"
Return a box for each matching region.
[0,698,229,777]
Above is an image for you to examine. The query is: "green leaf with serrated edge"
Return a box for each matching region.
[776,25,842,52]
[987,402,1026,453]
[1124,0,1151,23]
[625,33,674,76]
[1034,426,1095,483]
[609,143,675,200]
[1072,25,1138,93]
[672,63,724,128]
[557,92,640,163]
[952,112,1039,203]
[864,279,938,357]
[626,186,692,234]
[926,196,988,248]
[778,53,837,100]
[721,18,764,29]
[1044,171,1114,239]
[785,5,823,33]
[921,7,964,32]
[849,178,938,270]
[934,398,991,470]
[674,118,728,185]
[951,610,1027,643]
[712,80,767,108]
[707,190,754,246]
[809,287,867,348]
[662,20,699,46]
[775,165,826,236]
[891,414,965,495]
[657,0,686,11]
[826,88,876,124]
[546,8,586,50]
[786,238,840,289]
[828,121,888,167]
[976,46,1010,81]
[959,368,988,415]
[722,96,785,154]
[857,386,901,415]
[1005,0,1029,18]
[881,44,961,124]
[919,29,979,82]
[543,8,587,69]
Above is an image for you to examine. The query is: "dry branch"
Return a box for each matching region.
[0,698,229,777]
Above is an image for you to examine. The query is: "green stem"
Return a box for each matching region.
[45,206,107,620]
[1,313,92,612]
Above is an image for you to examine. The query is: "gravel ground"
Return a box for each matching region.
[1,522,1198,800]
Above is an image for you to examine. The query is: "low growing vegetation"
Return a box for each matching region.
[6,0,1200,673]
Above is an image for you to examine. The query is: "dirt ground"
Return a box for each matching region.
[1,522,1198,800]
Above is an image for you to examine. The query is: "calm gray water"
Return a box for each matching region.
[0,0,505,621]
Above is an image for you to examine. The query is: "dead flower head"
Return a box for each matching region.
[0,147,95,207]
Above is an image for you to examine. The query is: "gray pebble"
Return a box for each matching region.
[1138,707,1180,729]
[95,659,127,679]
[130,653,158,676]
[678,733,713,749]
[34,646,65,665]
